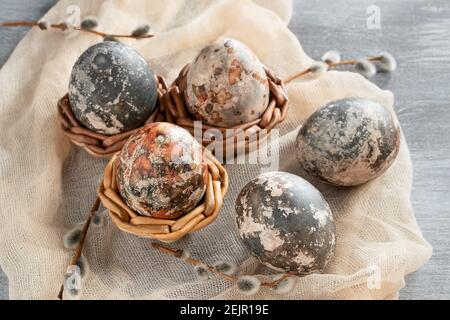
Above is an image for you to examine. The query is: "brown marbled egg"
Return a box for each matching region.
[296,98,401,186]
[69,41,158,135]
[185,38,270,128]
[235,172,336,274]
[116,122,208,219]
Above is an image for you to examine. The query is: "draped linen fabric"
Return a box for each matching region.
[0,0,431,299]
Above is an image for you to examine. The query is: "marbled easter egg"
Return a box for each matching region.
[185,38,270,128]
[296,98,401,186]
[116,122,208,219]
[69,41,158,135]
[235,172,336,274]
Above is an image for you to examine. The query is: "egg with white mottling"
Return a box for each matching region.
[186,38,270,127]
[296,98,401,186]
[235,172,336,274]
[116,122,208,219]
[69,41,158,135]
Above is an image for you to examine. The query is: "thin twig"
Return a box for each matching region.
[0,20,153,39]
[283,68,312,85]
[57,196,101,300]
[329,56,380,67]
[150,242,295,288]
[0,20,37,27]
[69,25,153,39]
[283,55,382,84]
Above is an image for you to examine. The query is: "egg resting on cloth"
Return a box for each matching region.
[116,122,208,219]
[235,172,336,274]
[68,41,158,135]
[296,98,401,186]
[185,38,270,128]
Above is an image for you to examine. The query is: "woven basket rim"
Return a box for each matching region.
[97,148,228,243]
[160,64,289,151]
[57,74,168,158]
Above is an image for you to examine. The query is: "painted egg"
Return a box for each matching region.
[69,41,158,135]
[235,172,336,274]
[185,38,270,128]
[116,122,208,219]
[296,98,401,186]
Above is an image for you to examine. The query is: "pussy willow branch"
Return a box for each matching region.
[0,20,153,39]
[283,55,382,84]
[151,242,295,288]
[57,196,101,300]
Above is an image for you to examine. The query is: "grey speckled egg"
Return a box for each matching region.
[235,172,336,274]
[296,98,401,186]
[186,38,269,128]
[69,41,158,135]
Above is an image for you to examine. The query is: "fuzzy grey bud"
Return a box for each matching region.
[355,59,377,78]
[81,17,98,30]
[76,255,90,278]
[296,61,329,82]
[63,227,83,250]
[177,250,191,261]
[377,52,397,72]
[63,265,82,300]
[310,61,329,75]
[321,50,341,64]
[272,275,296,295]
[213,261,238,275]
[62,17,77,31]
[131,24,150,37]
[194,263,209,281]
[91,212,104,228]
[37,20,49,30]
[236,276,261,296]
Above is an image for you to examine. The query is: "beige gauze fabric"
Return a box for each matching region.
[0,0,432,299]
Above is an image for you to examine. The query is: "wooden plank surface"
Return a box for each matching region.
[289,0,450,300]
[0,0,449,300]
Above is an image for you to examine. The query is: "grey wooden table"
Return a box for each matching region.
[1,0,449,300]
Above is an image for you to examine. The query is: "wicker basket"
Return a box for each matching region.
[97,149,228,242]
[57,75,168,158]
[160,64,288,156]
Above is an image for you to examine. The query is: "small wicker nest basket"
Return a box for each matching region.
[160,64,289,155]
[57,75,168,158]
[97,149,228,242]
